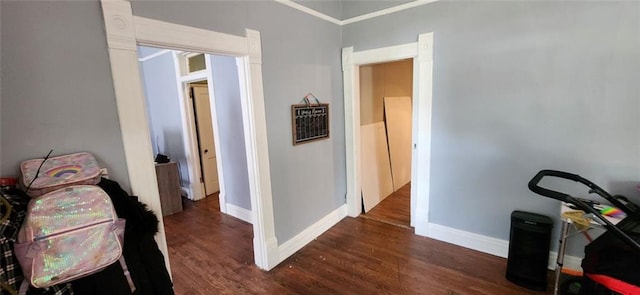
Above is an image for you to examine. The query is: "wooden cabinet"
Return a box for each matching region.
[155,162,183,216]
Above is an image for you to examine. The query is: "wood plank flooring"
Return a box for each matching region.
[163,195,551,294]
[362,182,411,228]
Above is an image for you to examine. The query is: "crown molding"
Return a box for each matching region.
[342,0,439,25]
[273,0,343,25]
[273,0,439,26]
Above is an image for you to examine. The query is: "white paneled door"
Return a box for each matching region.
[192,84,220,195]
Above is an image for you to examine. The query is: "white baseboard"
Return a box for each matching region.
[181,186,192,200]
[226,203,253,224]
[427,223,582,271]
[278,204,348,263]
[548,251,583,272]
[428,223,509,258]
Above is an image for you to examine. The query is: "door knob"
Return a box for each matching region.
[204,149,209,153]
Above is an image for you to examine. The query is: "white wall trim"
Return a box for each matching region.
[138,49,171,62]
[412,33,434,237]
[341,0,440,25]
[178,70,208,83]
[226,203,253,224]
[273,0,342,25]
[278,205,348,263]
[172,51,206,202]
[100,0,170,273]
[428,223,507,258]
[242,28,280,270]
[341,47,359,217]
[427,223,583,271]
[272,0,439,26]
[100,0,278,271]
[133,15,248,55]
[352,43,417,65]
[342,33,434,239]
[203,55,229,213]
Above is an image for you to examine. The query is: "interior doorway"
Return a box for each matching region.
[138,46,253,223]
[101,2,279,269]
[359,59,413,228]
[342,33,434,237]
[137,46,258,281]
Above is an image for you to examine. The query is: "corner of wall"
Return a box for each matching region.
[277,204,348,266]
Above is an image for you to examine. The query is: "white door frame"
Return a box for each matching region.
[174,60,229,214]
[174,63,208,203]
[100,0,279,270]
[342,33,434,236]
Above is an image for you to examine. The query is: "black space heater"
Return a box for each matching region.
[506,210,553,291]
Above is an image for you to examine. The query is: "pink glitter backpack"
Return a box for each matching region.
[19,152,102,198]
[13,185,134,294]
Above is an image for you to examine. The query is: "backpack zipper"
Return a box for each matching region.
[33,218,115,241]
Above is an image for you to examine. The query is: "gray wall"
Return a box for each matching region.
[0,1,131,192]
[138,48,191,189]
[130,0,346,243]
[209,55,251,210]
[343,1,640,254]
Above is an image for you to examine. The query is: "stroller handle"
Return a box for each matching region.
[528,169,634,215]
[528,170,598,203]
[529,169,640,253]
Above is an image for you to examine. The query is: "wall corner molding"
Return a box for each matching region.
[226,203,254,224]
[278,205,348,264]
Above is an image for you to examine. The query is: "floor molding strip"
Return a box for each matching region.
[427,222,582,271]
[278,205,348,263]
[226,203,253,224]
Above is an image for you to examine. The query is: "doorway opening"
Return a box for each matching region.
[359,59,413,229]
[138,46,253,224]
[101,0,279,270]
[342,32,434,236]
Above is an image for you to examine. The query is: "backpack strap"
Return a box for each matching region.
[119,256,136,293]
[114,219,136,293]
[17,280,28,295]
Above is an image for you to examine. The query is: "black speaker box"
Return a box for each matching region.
[506,211,553,291]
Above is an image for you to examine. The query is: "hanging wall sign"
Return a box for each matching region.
[291,93,330,145]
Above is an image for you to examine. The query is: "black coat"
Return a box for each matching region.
[71,178,174,295]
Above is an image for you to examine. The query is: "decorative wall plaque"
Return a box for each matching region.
[291,102,330,145]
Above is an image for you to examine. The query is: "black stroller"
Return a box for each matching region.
[528,170,640,295]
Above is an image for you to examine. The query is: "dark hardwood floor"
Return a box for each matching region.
[362,182,411,228]
[163,194,551,294]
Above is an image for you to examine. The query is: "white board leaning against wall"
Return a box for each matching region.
[384,96,412,191]
[360,121,394,212]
